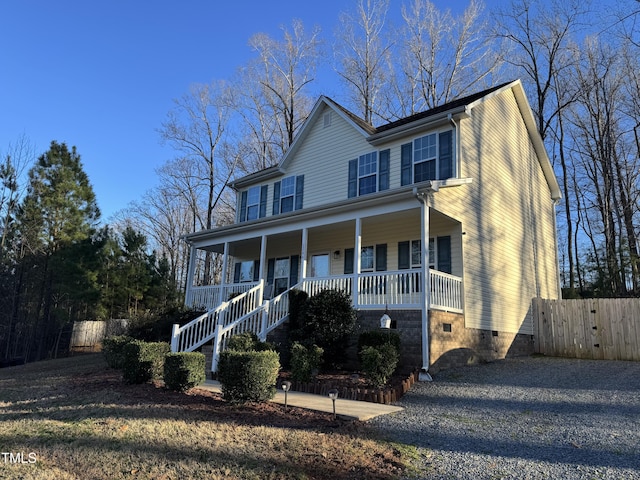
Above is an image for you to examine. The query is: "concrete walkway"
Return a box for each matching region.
[197,380,404,421]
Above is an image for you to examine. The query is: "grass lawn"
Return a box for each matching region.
[0,354,412,479]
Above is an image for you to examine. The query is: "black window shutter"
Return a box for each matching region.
[344,248,354,274]
[266,258,275,285]
[272,181,281,215]
[401,143,412,186]
[295,175,304,210]
[379,149,390,191]
[398,241,410,269]
[239,190,248,222]
[253,260,261,282]
[233,262,241,283]
[259,185,268,218]
[348,159,358,197]
[439,130,453,180]
[437,236,452,274]
[289,255,299,285]
[375,244,387,271]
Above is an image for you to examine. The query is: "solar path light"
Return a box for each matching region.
[328,388,339,420]
[281,381,292,409]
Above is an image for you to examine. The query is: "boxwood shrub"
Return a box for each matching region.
[217,350,280,404]
[226,332,275,352]
[358,330,401,359]
[290,341,323,383]
[122,340,171,384]
[163,352,206,392]
[103,335,134,369]
[360,343,399,388]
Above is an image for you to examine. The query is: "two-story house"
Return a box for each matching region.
[170,79,561,377]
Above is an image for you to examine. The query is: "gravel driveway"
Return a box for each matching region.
[371,356,640,479]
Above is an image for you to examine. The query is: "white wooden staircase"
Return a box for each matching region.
[170,280,292,372]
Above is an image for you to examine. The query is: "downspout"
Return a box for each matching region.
[414,188,433,382]
[448,113,459,177]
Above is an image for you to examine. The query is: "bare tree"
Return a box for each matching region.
[393,0,502,116]
[334,0,393,124]
[159,81,235,283]
[569,37,640,295]
[0,134,34,258]
[249,19,321,149]
[494,0,588,140]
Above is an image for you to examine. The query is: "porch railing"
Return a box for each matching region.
[299,270,462,313]
[430,270,463,313]
[186,282,259,310]
[173,269,463,371]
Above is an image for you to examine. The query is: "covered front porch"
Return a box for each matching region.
[183,203,465,315]
[173,194,465,371]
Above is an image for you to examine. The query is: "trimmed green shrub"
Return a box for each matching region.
[360,344,399,388]
[227,332,275,352]
[163,352,206,392]
[301,289,357,368]
[217,350,280,404]
[290,342,323,382]
[103,335,134,369]
[358,330,401,360]
[122,340,171,384]
[227,332,259,352]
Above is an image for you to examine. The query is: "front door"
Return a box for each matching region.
[310,253,330,277]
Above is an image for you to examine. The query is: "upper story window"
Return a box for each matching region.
[348,149,390,198]
[401,129,454,185]
[246,186,260,220]
[238,185,268,223]
[273,175,304,215]
[280,176,295,212]
[358,152,377,195]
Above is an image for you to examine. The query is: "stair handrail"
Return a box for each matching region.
[171,280,264,352]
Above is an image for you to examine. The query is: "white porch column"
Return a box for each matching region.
[418,193,432,379]
[221,242,229,285]
[353,217,362,308]
[300,227,309,281]
[259,235,268,282]
[184,243,198,307]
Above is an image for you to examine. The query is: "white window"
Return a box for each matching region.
[358,152,377,195]
[239,261,254,283]
[414,133,437,183]
[361,246,375,271]
[246,186,260,221]
[280,176,295,213]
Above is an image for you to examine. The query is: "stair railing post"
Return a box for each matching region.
[170,324,180,352]
[211,322,223,373]
[260,300,270,342]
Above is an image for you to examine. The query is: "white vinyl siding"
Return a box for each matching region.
[428,91,559,335]
[286,105,373,210]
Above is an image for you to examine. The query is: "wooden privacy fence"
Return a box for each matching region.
[532,298,640,361]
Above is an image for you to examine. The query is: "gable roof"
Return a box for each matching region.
[230,80,561,200]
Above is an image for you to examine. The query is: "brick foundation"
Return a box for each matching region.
[428,310,534,373]
[357,309,535,374]
[216,309,534,376]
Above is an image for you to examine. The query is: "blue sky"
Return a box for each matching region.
[1,0,491,222]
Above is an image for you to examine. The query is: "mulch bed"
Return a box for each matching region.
[277,369,420,404]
